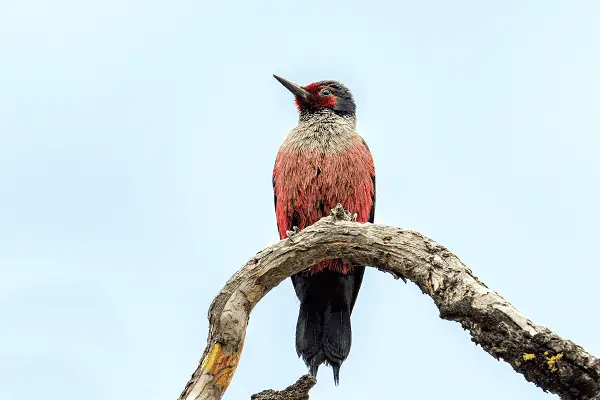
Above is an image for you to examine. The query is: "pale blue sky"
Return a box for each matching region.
[1,1,599,399]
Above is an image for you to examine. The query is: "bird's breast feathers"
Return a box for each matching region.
[273,129,375,241]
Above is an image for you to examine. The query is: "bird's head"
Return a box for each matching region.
[273,75,356,117]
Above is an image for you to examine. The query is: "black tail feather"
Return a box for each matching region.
[331,362,341,386]
[322,305,352,365]
[292,267,363,385]
[295,302,322,360]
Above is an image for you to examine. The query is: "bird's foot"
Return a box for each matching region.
[330,204,356,222]
[286,226,299,242]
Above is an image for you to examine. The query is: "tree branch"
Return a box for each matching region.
[250,374,316,400]
[178,205,600,400]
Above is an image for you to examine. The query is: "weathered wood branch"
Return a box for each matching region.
[250,374,316,400]
[178,205,600,400]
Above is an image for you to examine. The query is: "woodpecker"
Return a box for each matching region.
[272,75,375,384]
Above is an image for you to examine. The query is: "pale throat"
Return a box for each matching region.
[282,112,359,154]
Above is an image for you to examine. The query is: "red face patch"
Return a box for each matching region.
[294,83,337,112]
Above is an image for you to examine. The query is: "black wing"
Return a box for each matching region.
[349,169,375,312]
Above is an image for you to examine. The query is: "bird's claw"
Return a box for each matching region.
[286,226,299,242]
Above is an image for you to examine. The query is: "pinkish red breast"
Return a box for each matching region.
[273,133,375,273]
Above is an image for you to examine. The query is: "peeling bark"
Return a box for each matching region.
[178,205,600,400]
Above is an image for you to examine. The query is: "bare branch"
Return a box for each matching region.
[178,204,600,400]
[250,375,316,400]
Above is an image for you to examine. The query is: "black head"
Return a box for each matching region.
[273,75,356,117]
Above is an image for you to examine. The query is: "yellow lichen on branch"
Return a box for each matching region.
[201,342,244,391]
[545,352,563,372]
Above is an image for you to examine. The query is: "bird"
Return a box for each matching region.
[272,75,376,385]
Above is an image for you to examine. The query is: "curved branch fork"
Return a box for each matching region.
[178,205,600,400]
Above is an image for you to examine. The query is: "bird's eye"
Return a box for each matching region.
[320,88,332,96]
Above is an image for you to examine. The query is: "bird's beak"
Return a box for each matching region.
[273,75,310,102]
